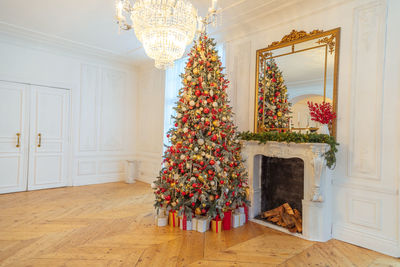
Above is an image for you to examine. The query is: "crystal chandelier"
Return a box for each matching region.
[116,0,219,69]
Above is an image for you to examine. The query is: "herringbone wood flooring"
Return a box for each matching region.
[0,182,399,267]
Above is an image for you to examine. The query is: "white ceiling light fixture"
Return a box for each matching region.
[116,0,219,69]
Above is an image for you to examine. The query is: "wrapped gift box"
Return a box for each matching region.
[156,215,168,227]
[159,207,167,217]
[169,211,179,227]
[222,210,232,230]
[191,217,198,231]
[179,215,192,231]
[232,212,241,228]
[211,217,222,233]
[197,217,209,233]
[239,213,246,226]
[238,207,245,214]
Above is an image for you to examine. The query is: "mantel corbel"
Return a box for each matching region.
[310,144,330,202]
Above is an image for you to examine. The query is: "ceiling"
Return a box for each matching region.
[0,0,341,67]
[0,0,303,66]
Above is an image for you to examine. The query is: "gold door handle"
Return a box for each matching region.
[38,133,42,147]
[16,133,20,148]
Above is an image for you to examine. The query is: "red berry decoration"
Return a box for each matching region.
[307,101,336,125]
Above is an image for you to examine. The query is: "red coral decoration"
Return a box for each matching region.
[307,101,336,124]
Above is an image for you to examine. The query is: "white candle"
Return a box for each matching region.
[116,1,123,18]
[211,0,217,10]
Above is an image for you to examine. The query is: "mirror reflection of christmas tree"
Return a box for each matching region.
[258,58,291,131]
[152,34,250,222]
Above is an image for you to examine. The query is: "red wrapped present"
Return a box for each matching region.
[222,210,232,230]
[179,215,192,230]
[243,204,249,223]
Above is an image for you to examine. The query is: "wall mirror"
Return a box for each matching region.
[254,28,340,137]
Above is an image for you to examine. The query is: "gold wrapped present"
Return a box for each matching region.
[169,211,178,227]
[211,217,222,233]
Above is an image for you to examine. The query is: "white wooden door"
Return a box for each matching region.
[0,81,29,194]
[28,85,70,190]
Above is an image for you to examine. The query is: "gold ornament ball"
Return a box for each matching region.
[195,208,201,215]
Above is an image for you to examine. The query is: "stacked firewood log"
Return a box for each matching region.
[261,203,302,233]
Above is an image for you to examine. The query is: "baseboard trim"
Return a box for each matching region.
[333,224,400,257]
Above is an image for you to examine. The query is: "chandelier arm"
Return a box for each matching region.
[116,19,133,31]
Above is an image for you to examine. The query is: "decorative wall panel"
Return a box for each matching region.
[77,160,96,176]
[79,65,99,152]
[348,195,381,230]
[98,160,125,174]
[99,69,126,151]
[348,1,386,180]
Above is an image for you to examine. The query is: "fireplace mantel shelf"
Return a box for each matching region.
[242,140,332,242]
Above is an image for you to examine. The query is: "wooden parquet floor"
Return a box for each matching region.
[0,182,399,267]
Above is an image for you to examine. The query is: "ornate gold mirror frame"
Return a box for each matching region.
[254,28,340,137]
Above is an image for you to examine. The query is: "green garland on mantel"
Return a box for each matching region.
[238,131,339,169]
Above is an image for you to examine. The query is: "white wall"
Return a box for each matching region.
[0,34,138,186]
[135,64,165,184]
[224,0,400,257]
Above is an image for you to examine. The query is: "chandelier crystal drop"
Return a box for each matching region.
[132,0,197,69]
[116,0,219,69]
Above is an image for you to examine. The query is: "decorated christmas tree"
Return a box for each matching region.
[152,34,249,220]
[258,58,291,130]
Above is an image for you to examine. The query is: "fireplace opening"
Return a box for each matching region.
[256,156,304,233]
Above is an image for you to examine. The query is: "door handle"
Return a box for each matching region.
[16,133,20,148]
[38,133,42,147]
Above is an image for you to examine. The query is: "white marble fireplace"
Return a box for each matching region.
[242,141,332,242]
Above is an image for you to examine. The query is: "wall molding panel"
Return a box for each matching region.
[77,160,96,176]
[73,63,135,186]
[99,69,127,152]
[347,0,386,181]
[98,160,125,175]
[79,64,99,152]
[347,195,382,230]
